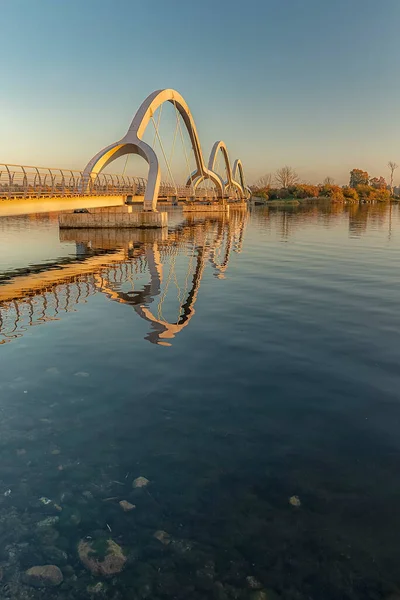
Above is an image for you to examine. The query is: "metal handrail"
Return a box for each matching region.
[0,163,226,200]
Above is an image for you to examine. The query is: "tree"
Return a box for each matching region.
[288,184,319,199]
[323,176,335,185]
[255,173,273,189]
[370,176,387,189]
[342,187,359,202]
[388,161,398,195]
[319,184,344,202]
[356,184,390,202]
[275,166,299,188]
[350,169,369,188]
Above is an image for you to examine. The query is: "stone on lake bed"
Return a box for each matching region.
[78,539,127,576]
[154,530,171,545]
[119,500,136,511]
[39,496,52,505]
[132,476,150,488]
[87,581,106,595]
[246,576,263,589]
[289,495,301,507]
[23,565,63,587]
[37,516,59,528]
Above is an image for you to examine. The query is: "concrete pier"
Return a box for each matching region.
[59,206,167,229]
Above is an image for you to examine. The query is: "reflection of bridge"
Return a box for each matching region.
[0,211,247,346]
[1,89,250,211]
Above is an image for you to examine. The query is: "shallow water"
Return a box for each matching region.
[0,203,400,600]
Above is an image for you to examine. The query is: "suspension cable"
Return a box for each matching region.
[172,99,193,192]
[152,104,163,150]
[169,111,179,168]
[150,114,177,192]
[122,153,129,176]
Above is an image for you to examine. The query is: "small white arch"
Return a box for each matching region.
[232,159,250,199]
[208,141,244,197]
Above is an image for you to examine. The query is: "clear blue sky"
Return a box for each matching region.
[1,0,400,185]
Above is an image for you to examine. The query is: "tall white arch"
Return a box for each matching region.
[83,89,223,211]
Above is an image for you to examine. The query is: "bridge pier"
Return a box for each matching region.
[59,206,168,229]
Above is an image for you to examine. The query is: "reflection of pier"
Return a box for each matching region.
[0,211,247,346]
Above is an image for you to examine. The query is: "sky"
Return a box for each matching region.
[1,0,400,186]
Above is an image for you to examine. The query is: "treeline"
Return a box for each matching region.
[252,167,395,203]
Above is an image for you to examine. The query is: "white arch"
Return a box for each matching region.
[83,89,223,211]
[189,142,249,200]
[208,141,243,197]
[232,159,251,199]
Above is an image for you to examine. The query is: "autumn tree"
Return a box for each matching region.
[388,161,398,194]
[323,176,335,185]
[275,166,299,188]
[342,187,359,202]
[319,184,344,202]
[288,184,319,199]
[350,169,369,188]
[370,176,387,189]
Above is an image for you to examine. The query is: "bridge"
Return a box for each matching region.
[0,89,250,211]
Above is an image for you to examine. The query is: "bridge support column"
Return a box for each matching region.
[59,207,168,229]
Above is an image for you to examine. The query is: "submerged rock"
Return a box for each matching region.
[37,516,59,528]
[246,576,263,590]
[39,497,53,506]
[23,564,63,587]
[87,581,106,595]
[154,530,171,545]
[289,495,301,507]
[119,500,136,512]
[133,476,150,488]
[78,538,127,576]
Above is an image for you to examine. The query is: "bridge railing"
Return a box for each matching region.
[0,164,147,199]
[0,164,220,200]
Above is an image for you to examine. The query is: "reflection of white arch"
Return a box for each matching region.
[83,89,223,212]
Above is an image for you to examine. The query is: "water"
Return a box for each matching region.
[0,203,400,600]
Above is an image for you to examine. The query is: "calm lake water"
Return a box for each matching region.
[0,203,400,600]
